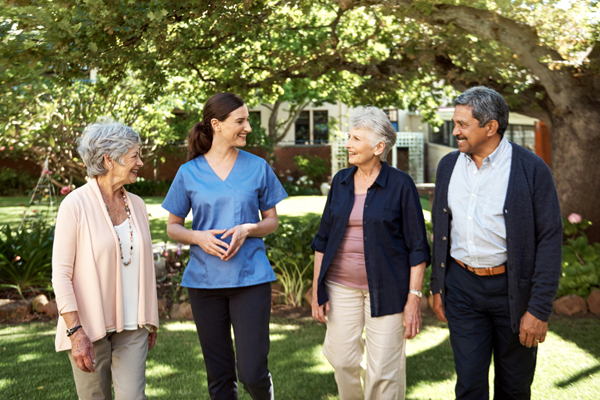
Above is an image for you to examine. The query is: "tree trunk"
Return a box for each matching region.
[550,115,600,243]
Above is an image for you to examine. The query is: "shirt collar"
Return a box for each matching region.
[340,162,391,188]
[463,135,510,168]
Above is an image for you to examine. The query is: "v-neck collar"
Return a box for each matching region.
[201,150,242,183]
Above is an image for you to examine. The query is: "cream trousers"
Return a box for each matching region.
[67,328,149,400]
[323,281,406,400]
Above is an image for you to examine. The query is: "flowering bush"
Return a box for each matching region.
[558,214,600,298]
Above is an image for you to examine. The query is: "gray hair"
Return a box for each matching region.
[349,106,397,161]
[77,117,141,178]
[454,86,509,136]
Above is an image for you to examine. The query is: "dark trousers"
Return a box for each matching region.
[445,258,537,400]
[188,282,273,400]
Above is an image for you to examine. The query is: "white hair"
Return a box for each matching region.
[77,117,141,178]
[349,106,397,161]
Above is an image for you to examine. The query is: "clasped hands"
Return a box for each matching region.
[195,224,249,261]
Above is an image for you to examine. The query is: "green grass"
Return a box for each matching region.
[1,316,599,399]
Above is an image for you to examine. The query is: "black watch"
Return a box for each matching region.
[66,325,83,337]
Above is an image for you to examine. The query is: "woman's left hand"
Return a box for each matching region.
[148,331,157,350]
[403,295,422,339]
[221,224,250,261]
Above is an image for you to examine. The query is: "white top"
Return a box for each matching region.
[112,218,140,330]
[448,136,512,268]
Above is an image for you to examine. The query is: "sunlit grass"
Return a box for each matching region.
[0,317,599,398]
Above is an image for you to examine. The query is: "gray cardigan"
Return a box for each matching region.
[430,143,563,333]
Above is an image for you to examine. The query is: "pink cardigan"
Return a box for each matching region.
[52,179,159,352]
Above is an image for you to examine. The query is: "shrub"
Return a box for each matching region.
[126,178,172,196]
[0,224,54,299]
[278,155,329,196]
[557,214,600,298]
[0,167,37,196]
[265,214,321,305]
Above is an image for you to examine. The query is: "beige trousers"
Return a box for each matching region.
[68,328,149,400]
[323,281,406,400]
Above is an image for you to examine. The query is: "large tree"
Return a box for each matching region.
[2,0,599,238]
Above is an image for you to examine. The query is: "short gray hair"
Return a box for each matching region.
[77,117,141,178]
[350,106,397,161]
[454,86,509,136]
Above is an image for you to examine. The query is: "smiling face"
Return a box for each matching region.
[111,144,143,185]
[452,105,500,161]
[212,105,252,147]
[346,129,384,167]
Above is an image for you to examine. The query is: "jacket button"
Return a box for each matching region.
[442,236,447,241]
[504,209,508,213]
[439,289,443,294]
[443,208,448,213]
[365,204,368,208]
[441,262,445,268]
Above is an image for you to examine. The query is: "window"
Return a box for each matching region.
[384,109,399,131]
[295,111,310,144]
[313,111,329,144]
[429,121,456,147]
[295,110,329,145]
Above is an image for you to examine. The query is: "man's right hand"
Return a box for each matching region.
[70,329,96,373]
[432,293,447,322]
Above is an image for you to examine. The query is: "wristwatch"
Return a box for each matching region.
[66,325,83,337]
[409,289,422,298]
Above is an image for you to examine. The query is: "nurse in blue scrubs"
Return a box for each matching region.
[162,92,287,400]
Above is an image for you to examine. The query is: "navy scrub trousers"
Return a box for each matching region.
[188,282,273,400]
[444,258,537,400]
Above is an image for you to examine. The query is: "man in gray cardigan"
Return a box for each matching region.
[430,86,562,399]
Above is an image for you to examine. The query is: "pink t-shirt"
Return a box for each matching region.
[326,193,368,290]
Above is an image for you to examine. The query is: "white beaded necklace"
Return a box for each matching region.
[105,187,133,266]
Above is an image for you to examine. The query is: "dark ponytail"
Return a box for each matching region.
[187,92,245,161]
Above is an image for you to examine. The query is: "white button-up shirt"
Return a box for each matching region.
[448,136,512,268]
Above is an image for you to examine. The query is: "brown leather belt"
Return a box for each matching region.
[454,258,506,276]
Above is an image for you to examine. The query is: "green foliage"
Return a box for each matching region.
[265,214,322,305]
[274,257,313,307]
[0,224,54,299]
[278,155,329,196]
[558,216,600,298]
[294,155,328,185]
[0,167,37,196]
[126,178,172,197]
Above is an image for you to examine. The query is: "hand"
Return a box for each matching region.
[221,224,250,261]
[194,229,229,258]
[432,293,447,322]
[311,293,330,324]
[519,311,548,348]
[403,294,422,339]
[70,329,96,373]
[148,331,157,350]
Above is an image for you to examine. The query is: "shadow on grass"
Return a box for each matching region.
[555,363,600,388]
[0,323,77,399]
[547,317,600,359]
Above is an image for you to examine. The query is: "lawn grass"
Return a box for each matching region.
[1,315,599,399]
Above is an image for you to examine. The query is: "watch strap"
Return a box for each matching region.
[66,325,83,337]
[409,289,422,298]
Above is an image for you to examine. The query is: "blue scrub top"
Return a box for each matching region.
[162,150,288,289]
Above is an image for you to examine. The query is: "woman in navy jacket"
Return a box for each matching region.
[311,106,430,400]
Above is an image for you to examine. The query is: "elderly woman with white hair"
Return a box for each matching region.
[52,118,159,400]
[311,106,431,400]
